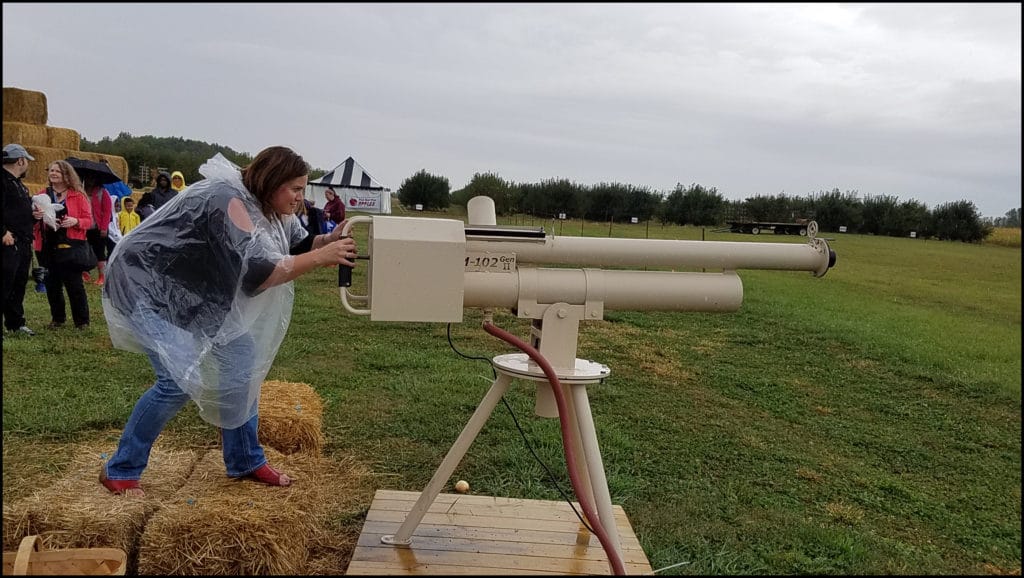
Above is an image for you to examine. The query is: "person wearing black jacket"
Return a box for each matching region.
[2,144,37,336]
[291,188,325,254]
[137,171,177,221]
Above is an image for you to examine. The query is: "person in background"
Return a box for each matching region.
[150,171,178,210]
[33,160,93,330]
[106,196,122,255]
[32,254,47,294]
[323,187,345,225]
[137,172,176,221]
[100,146,358,497]
[83,177,112,285]
[118,196,141,236]
[170,171,187,192]
[292,188,325,254]
[136,190,155,221]
[2,144,37,337]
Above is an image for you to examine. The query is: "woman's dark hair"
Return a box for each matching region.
[241,146,310,218]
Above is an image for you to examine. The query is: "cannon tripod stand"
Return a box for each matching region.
[380,302,626,572]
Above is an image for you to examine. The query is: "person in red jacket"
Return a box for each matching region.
[323,187,345,225]
[33,160,93,329]
[84,178,112,285]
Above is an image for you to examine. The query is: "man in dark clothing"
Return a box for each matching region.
[138,171,178,221]
[2,144,37,336]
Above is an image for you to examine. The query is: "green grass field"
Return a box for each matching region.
[3,213,1020,575]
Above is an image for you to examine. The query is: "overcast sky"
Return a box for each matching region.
[4,3,1020,216]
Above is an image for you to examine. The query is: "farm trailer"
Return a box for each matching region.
[725,221,810,236]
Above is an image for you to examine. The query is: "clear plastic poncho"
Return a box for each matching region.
[102,154,308,429]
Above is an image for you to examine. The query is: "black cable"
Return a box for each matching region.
[446,323,596,534]
[446,322,497,378]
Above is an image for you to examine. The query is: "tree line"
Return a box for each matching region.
[80,134,1016,243]
[80,133,327,188]
[399,170,1019,243]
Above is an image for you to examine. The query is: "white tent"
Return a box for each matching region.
[306,157,392,214]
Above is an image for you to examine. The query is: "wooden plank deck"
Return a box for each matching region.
[346,490,652,575]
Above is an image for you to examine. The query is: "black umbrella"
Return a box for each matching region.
[65,156,121,186]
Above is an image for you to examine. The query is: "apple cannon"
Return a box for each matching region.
[337,196,836,574]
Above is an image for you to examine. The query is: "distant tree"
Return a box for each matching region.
[621,185,662,222]
[583,182,632,221]
[516,178,581,218]
[897,199,932,238]
[662,183,723,226]
[542,179,584,219]
[743,194,791,222]
[994,208,1021,228]
[861,194,901,236]
[452,172,514,214]
[807,188,863,233]
[931,200,990,242]
[80,132,329,187]
[397,170,450,211]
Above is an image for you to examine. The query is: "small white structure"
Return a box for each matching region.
[306,156,392,214]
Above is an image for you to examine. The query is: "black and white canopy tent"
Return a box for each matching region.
[306,156,392,214]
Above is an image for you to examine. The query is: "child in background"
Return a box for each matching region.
[118,197,141,236]
[107,196,122,256]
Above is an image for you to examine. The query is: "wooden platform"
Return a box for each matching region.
[346,489,652,575]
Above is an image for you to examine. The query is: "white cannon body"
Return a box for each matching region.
[340,196,834,323]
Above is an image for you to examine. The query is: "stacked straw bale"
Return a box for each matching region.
[2,441,198,567]
[1,121,48,147]
[258,380,326,455]
[46,126,80,150]
[2,86,128,189]
[137,448,370,575]
[2,87,47,125]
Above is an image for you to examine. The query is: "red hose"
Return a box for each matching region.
[483,321,628,576]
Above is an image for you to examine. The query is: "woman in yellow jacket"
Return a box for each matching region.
[170,171,187,192]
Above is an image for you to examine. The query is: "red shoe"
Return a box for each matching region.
[243,463,292,487]
[82,272,92,283]
[96,274,105,286]
[99,468,144,497]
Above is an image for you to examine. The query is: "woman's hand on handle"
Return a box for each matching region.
[318,235,358,268]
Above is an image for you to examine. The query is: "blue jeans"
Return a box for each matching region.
[104,338,268,481]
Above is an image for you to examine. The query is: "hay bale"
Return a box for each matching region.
[258,381,325,455]
[46,126,80,151]
[21,146,73,185]
[2,121,48,148]
[2,440,198,558]
[2,87,47,125]
[73,150,102,162]
[15,146,128,185]
[97,154,129,182]
[72,150,129,183]
[137,448,368,575]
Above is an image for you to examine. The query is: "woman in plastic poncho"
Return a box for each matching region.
[100,147,358,497]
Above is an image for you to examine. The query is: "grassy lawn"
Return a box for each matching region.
[3,213,1020,575]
